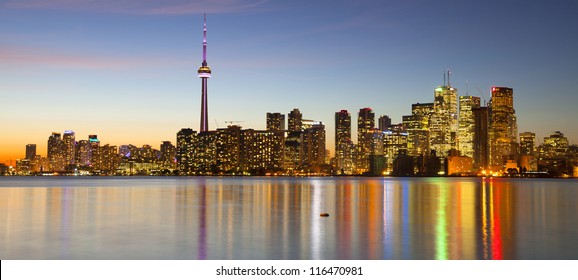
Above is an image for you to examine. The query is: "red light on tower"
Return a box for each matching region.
[492,87,496,92]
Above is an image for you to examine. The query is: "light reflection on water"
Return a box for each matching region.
[0,177,577,260]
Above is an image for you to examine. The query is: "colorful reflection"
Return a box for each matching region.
[0,177,577,259]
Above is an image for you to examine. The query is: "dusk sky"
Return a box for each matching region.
[1,0,577,164]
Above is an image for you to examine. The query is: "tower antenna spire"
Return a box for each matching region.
[202,13,207,66]
[447,69,451,87]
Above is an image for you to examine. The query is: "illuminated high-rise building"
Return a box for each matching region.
[176,128,197,174]
[519,132,536,156]
[76,140,91,166]
[63,130,76,166]
[160,141,176,169]
[47,132,65,171]
[216,125,242,173]
[378,115,391,131]
[429,73,458,158]
[288,108,303,132]
[335,110,354,174]
[283,131,303,172]
[241,129,285,173]
[473,106,489,170]
[519,131,537,171]
[303,123,326,167]
[88,135,100,169]
[540,131,569,159]
[382,129,409,173]
[489,87,518,168]
[197,14,212,133]
[98,144,118,174]
[458,96,481,158]
[25,144,36,160]
[357,108,375,173]
[266,112,285,131]
[403,102,433,157]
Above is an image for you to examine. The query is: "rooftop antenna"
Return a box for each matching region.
[443,71,446,87]
[447,69,451,87]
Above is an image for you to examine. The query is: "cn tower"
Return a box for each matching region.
[197,14,211,132]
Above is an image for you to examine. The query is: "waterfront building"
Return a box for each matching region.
[288,108,303,132]
[63,130,76,167]
[160,141,176,169]
[489,87,518,168]
[303,123,326,168]
[283,131,303,173]
[429,77,458,158]
[458,96,481,159]
[519,132,537,171]
[404,102,433,157]
[357,107,375,173]
[447,155,474,176]
[335,110,353,173]
[98,144,118,174]
[216,126,242,173]
[75,140,91,167]
[89,135,100,169]
[382,129,409,174]
[25,144,36,160]
[539,131,569,159]
[473,107,489,171]
[241,129,285,174]
[176,128,197,175]
[378,115,391,131]
[519,132,536,156]
[266,112,285,131]
[195,131,217,174]
[47,132,65,171]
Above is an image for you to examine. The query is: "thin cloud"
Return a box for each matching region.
[2,0,270,15]
[0,45,180,69]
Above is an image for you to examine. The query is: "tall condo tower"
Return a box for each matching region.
[198,14,212,132]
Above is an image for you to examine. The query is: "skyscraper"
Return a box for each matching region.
[288,109,303,132]
[489,87,518,168]
[357,107,375,173]
[89,135,100,169]
[404,102,433,157]
[429,74,458,158]
[473,106,489,170]
[335,110,353,174]
[378,115,391,131]
[176,128,197,174]
[63,130,76,166]
[47,132,65,171]
[197,14,212,133]
[303,123,326,167]
[25,144,36,160]
[266,112,285,131]
[519,131,537,172]
[458,96,481,158]
[519,132,536,156]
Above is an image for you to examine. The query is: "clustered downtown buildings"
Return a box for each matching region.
[4,16,578,177]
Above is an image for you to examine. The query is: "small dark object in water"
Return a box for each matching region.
[320,213,329,217]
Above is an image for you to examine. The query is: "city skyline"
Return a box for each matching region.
[2,0,578,164]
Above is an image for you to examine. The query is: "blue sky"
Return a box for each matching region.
[1,0,577,162]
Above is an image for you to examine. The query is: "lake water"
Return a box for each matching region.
[0,177,577,260]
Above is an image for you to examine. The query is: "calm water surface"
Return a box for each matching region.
[1,177,577,260]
